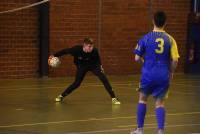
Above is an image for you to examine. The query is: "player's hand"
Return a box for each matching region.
[170,73,174,80]
[48,55,54,65]
[141,58,144,63]
[100,65,104,73]
[49,55,54,59]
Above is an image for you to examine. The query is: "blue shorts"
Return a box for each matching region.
[139,76,169,99]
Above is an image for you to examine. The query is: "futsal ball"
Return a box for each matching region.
[48,57,61,68]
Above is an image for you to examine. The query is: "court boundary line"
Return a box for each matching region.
[1,76,200,90]
[66,123,200,134]
[0,81,200,91]
[0,111,199,128]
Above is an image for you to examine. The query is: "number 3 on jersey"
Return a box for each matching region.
[155,38,164,54]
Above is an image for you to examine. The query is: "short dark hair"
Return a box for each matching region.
[154,11,167,27]
[83,37,94,45]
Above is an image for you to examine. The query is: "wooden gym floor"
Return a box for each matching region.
[0,74,200,134]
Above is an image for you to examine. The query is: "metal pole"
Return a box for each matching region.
[148,0,153,30]
[97,0,102,52]
[39,0,49,77]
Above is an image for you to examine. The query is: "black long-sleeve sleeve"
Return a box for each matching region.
[53,47,76,57]
[94,49,102,65]
[53,45,102,66]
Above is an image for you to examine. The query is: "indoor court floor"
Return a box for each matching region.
[0,74,200,134]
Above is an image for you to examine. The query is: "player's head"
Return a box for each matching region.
[153,11,167,28]
[83,37,94,53]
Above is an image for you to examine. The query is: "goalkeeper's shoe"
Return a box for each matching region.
[112,98,121,105]
[55,95,63,102]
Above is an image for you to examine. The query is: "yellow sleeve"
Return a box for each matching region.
[168,35,180,60]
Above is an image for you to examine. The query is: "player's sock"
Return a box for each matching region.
[155,107,165,130]
[61,93,67,97]
[137,103,147,128]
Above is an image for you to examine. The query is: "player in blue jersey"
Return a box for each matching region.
[131,11,180,134]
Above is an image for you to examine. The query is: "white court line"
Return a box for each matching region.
[172,83,200,88]
[172,91,198,95]
[117,123,159,128]
[0,76,200,89]
[66,123,200,134]
[118,123,171,128]
[1,82,200,92]
[0,77,200,90]
[116,85,200,95]
[0,111,199,128]
[0,83,133,91]
[66,128,130,134]
[0,82,110,88]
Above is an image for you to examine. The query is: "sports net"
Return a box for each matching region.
[0,0,49,78]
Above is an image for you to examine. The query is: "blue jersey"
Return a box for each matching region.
[134,30,180,98]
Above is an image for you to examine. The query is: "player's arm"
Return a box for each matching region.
[95,49,104,72]
[170,60,178,79]
[170,36,180,79]
[96,49,102,65]
[53,47,76,57]
[134,38,145,63]
[49,46,77,60]
[135,54,144,63]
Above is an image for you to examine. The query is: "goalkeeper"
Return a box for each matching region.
[49,37,121,105]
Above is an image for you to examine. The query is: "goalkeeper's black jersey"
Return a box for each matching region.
[54,45,101,67]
